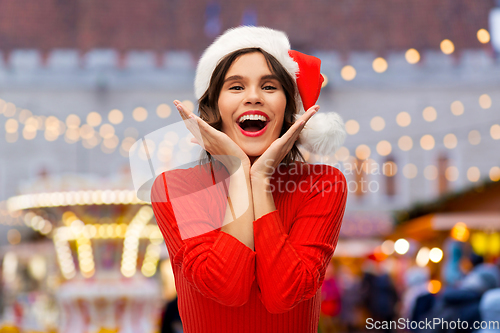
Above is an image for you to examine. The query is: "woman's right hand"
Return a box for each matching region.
[174,100,250,174]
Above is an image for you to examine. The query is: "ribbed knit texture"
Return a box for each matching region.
[151,161,347,333]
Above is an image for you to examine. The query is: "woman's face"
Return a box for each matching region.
[218,52,286,161]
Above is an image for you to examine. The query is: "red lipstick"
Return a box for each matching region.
[236,110,270,137]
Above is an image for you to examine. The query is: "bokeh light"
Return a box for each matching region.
[355,144,371,160]
[490,167,500,182]
[479,94,492,109]
[451,222,470,242]
[422,106,437,122]
[108,109,124,124]
[345,120,360,135]
[467,167,480,182]
[398,136,413,151]
[424,165,438,180]
[420,134,435,150]
[376,140,392,156]
[372,57,388,73]
[381,240,395,255]
[440,39,455,54]
[468,130,481,145]
[450,101,464,115]
[445,166,459,182]
[133,107,148,122]
[3,102,16,117]
[429,248,444,263]
[66,114,81,128]
[5,119,19,133]
[181,100,195,112]
[341,65,356,81]
[403,163,418,179]
[370,116,385,131]
[99,124,115,139]
[405,48,420,64]
[87,112,102,127]
[156,104,172,119]
[443,133,457,149]
[416,247,430,267]
[491,124,500,140]
[477,29,491,43]
[428,280,441,294]
[396,112,411,127]
[394,239,410,255]
[18,109,33,124]
[7,229,21,245]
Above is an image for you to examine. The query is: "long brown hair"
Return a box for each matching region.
[197,47,305,168]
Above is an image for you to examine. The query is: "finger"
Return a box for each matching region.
[174,101,194,120]
[280,114,309,143]
[184,114,223,150]
[296,105,319,124]
[175,101,188,121]
[190,138,199,145]
[184,118,204,145]
[285,105,319,139]
[176,106,204,145]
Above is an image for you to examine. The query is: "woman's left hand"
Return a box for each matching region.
[250,105,319,184]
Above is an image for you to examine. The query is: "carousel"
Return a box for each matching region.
[2,171,171,333]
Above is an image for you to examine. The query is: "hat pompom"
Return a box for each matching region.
[298,111,346,156]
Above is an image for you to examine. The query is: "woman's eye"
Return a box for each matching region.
[263,86,277,90]
[229,86,243,90]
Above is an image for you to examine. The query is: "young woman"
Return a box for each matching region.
[151,26,348,333]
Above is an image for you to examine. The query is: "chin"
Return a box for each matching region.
[241,145,267,159]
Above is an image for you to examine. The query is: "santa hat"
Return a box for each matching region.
[194,26,346,156]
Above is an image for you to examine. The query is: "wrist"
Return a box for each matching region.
[251,176,272,193]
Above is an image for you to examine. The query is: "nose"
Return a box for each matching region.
[243,86,263,106]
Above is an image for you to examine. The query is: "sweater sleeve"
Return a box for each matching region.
[253,168,348,314]
[151,171,256,307]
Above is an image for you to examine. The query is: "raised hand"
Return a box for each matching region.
[250,105,319,183]
[174,100,251,173]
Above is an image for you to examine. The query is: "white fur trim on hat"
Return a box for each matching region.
[296,111,346,156]
[195,26,299,99]
[194,25,346,156]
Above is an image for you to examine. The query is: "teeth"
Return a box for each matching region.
[238,114,268,123]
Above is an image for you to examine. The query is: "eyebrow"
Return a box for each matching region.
[223,74,280,83]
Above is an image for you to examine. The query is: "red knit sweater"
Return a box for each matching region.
[151,161,347,333]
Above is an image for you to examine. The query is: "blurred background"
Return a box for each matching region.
[1,1,500,332]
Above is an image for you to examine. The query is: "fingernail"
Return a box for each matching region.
[314,106,320,112]
[176,104,182,111]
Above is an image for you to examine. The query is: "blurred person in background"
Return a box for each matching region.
[338,265,362,333]
[421,263,500,333]
[319,261,342,333]
[400,266,431,321]
[477,288,500,333]
[360,256,399,333]
[160,296,182,333]
[442,239,466,288]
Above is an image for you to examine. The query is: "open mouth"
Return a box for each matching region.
[238,119,268,132]
[237,113,270,133]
